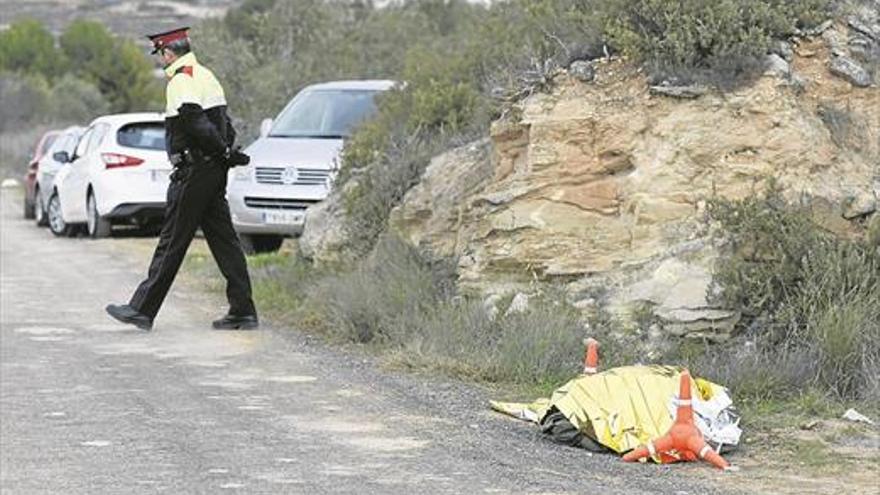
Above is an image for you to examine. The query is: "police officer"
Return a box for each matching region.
[106,27,258,331]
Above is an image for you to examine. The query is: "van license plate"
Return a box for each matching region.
[263,211,303,225]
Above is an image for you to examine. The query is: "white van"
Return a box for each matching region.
[227,80,396,253]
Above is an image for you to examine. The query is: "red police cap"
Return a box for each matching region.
[147,27,190,54]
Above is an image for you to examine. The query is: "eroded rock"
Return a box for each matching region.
[649,85,708,99]
[568,60,596,83]
[829,55,873,87]
[300,180,357,265]
[764,54,791,78]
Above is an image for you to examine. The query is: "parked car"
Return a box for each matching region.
[49,113,171,238]
[23,130,61,219]
[227,80,396,253]
[33,126,85,227]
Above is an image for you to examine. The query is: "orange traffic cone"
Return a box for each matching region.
[622,369,731,470]
[582,338,599,375]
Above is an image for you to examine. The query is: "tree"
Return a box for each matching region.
[105,42,162,112]
[59,19,116,79]
[0,18,65,80]
[59,19,161,112]
[47,74,111,123]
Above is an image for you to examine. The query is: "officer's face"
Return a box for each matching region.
[157,48,177,66]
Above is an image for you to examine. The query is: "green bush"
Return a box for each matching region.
[0,18,65,80]
[247,234,585,385]
[603,0,828,83]
[304,234,457,343]
[60,20,162,112]
[390,294,585,384]
[706,188,880,400]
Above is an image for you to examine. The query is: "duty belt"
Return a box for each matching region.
[169,149,201,167]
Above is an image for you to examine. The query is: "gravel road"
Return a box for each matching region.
[0,188,745,494]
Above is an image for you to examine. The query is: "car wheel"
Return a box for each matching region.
[23,194,35,219]
[239,234,284,254]
[35,189,49,227]
[48,191,78,237]
[86,191,112,239]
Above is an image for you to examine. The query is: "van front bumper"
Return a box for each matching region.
[227,182,324,236]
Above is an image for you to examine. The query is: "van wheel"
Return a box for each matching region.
[87,191,111,238]
[48,191,78,237]
[239,234,283,254]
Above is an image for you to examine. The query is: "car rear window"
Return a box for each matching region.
[117,122,166,150]
[38,134,58,156]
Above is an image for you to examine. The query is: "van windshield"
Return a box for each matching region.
[269,89,381,139]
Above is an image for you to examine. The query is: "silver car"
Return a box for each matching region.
[34,126,85,228]
[227,80,396,253]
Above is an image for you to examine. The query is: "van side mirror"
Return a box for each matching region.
[53,151,70,163]
[259,118,273,138]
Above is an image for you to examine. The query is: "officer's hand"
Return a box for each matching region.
[219,146,249,168]
[228,148,250,167]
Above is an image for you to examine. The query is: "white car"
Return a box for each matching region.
[227,80,396,253]
[34,126,84,228]
[49,113,172,238]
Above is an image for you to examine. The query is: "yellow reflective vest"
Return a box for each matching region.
[162,52,234,158]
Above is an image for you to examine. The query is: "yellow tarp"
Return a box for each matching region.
[491,365,721,459]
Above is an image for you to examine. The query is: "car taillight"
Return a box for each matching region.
[102,153,144,169]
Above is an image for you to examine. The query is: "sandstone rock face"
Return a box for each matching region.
[391,33,880,340]
[389,139,493,256]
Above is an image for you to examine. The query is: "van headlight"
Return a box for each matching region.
[232,166,252,181]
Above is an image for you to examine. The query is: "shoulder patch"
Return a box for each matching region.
[174,66,194,77]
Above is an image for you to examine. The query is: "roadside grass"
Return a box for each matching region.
[179,242,224,294]
[179,222,879,407]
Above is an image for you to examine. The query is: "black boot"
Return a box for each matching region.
[105,304,153,330]
[212,314,259,330]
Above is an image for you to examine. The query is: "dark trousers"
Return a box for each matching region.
[129,161,256,319]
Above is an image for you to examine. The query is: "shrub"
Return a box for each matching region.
[245,235,587,385]
[304,234,457,343]
[60,20,162,112]
[392,294,585,384]
[706,188,880,400]
[0,18,65,80]
[247,251,322,319]
[603,0,829,84]
[341,135,448,258]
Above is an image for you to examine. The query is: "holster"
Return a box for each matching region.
[169,148,209,167]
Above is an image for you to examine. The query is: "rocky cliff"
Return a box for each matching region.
[304,17,880,342]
